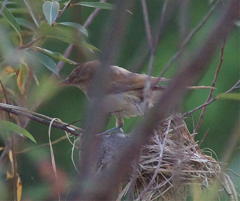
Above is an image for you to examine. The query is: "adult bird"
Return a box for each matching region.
[62,60,169,128]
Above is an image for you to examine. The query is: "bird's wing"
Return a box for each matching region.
[107,65,168,94]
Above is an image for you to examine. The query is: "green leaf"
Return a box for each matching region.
[2,7,21,30]
[59,22,88,36]
[0,28,14,57]
[1,6,23,44]
[35,47,78,65]
[36,52,58,74]
[0,120,36,143]
[216,93,240,101]
[15,18,35,30]
[37,22,82,45]
[82,41,100,52]
[9,8,28,14]
[74,2,113,10]
[42,1,60,25]
[26,51,58,74]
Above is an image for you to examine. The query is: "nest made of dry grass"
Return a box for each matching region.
[116,114,227,201]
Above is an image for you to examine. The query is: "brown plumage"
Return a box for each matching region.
[62,60,169,127]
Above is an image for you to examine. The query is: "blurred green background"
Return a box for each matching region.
[0,0,238,199]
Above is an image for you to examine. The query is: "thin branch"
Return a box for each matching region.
[141,0,156,109]
[23,0,39,27]
[130,0,176,73]
[178,0,190,43]
[153,0,177,53]
[18,37,42,49]
[195,39,226,131]
[199,128,210,145]
[141,0,154,51]
[83,0,107,28]
[224,80,240,93]
[0,81,10,105]
[0,81,11,120]
[57,0,73,20]
[159,0,220,76]
[184,79,240,117]
[55,45,74,76]
[184,98,216,117]
[0,103,82,136]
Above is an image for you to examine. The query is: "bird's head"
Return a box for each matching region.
[62,60,100,91]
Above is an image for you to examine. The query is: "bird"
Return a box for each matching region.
[62,60,213,129]
[62,60,169,128]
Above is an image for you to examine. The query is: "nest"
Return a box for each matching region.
[116,114,223,201]
[95,114,237,201]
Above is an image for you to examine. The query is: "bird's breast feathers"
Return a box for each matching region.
[101,92,144,118]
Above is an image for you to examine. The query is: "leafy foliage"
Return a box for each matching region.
[0,1,104,198]
[0,120,36,143]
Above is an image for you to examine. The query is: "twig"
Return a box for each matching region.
[178,0,190,43]
[141,0,153,52]
[18,37,42,49]
[129,0,174,73]
[83,0,107,28]
[23,0,39,27]
[0,103,82,136]
[57,0,73,20]
[184,98,215,117]
[0,80,11,120]
[131,0,218,76]
[154,0,177,52]
[188,86,215,90]
[195,39,226,131]
[184,79,240,117]
[0,81,10,105]
[199,128,210,145]
[55,45,74,76]
[224,80,240,94]
[141,0,155,109]
[159,0,220,76]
